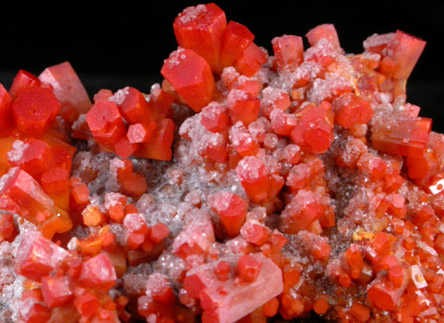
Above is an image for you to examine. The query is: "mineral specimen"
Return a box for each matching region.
[1,2,441,323]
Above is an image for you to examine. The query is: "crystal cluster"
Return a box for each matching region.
[1,2,442,323]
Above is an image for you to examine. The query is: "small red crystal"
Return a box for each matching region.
[85,100,126,148]
[208,191,247,237]
[236,156,269,204]
[220,21,255,70]
[272,35,304,71]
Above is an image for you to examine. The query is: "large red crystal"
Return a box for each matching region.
[184,253,283,323]
[39,61,92,123]
[12,85,61,137]
[77,253,117,291]
[173,3,227,72]
[161,48,215,112]
[371,117,432,157]
[15,230,71,281]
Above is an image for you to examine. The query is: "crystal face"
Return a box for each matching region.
[0,2,442,323]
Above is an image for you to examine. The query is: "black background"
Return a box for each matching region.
[1,0,443,131]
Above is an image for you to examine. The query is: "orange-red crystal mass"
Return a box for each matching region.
[0,2,441,323]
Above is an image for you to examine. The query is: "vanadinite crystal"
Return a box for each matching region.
[1,2,443,323]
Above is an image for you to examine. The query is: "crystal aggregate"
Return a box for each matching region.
[1,2,442,322]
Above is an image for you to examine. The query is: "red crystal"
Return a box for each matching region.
[236,156,269,204]
[116,87,154,125]
[12,85,61,137]
[161,48,215,112]
[272,35,304,71]
[173,3,227,72]
[185,253,282,323]
[15,230,71,281]
[134,118,175,161]
[306,24,340,48]
[208,191,247,237]
[371,117,432,157]
[9,69,42,99]
[333,92,374,129]
[41,275,75,308]
[8,138,56,180]
[77,253,117,291]
[200,102,230,133]
[220,21,255,71]
[234,43,268,77]
[290,104,334,154]
[85,100,126,148]
[236,254,262,282]
[39,61,92,123]
[0,83,13,137]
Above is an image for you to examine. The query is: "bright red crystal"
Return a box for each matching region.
[114,136,139,159]
[41,275,75,308]
[290,103,334,154]
[8,138,56,180]
[173,3,227,72]
[306,24,340,48]
[200,102,230,133]
[73,287,101,317]
[77,253,117,291]
[85,100,126,148]
[1,3,442,323]
[127,122,156,144]
[0,212,15,242]
[234,43,268,77]
[208,191,247,237]
[12,85,61,137]
[220,21,255,71]
[184,253,283,323]
[236,156,269,204]
[0,83,13,137]
[161,48,215,112]
[240,221,270,246]
[115,87,154,125]
[15,230,71,281]
[172,212,215,260]
[367,277,407,310]
[9,69,42,99]
[280,189,326,233]
[145,273,175,305]
[333,92,374,129]
[228,90,260,126]
[236,254,262,282]
[371,117,432,157]
[39,61,92,123]
[41,167,70,194]
[19,299,51,323]
[134,118,175,161]
[272,35,304,71]
[0,167,73,238]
